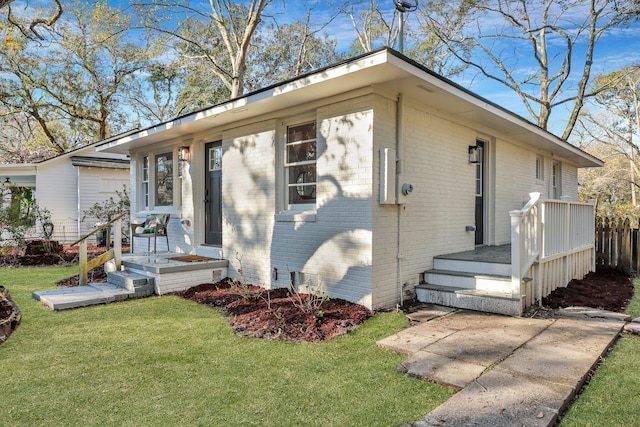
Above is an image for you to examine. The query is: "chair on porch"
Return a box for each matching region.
[130,214,170,254]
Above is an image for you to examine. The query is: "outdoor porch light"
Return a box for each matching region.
[178,146,190,162]
[468,145,481,164]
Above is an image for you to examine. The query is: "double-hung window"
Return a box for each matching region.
[142,156,149,209]
[155,152,174,206]
[285,122,317,205]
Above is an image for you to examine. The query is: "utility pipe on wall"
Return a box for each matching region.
[396,93,405,307]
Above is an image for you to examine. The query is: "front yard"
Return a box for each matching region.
[0,266,451,426]
[2,266,640,426]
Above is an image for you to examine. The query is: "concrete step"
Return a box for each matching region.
[433,257,511,276]
[107,270,155,292]
[33,284,133,311]
[416,283,523,317]
[424,269,516,294]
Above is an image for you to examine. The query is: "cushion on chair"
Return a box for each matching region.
[139,214,169,234]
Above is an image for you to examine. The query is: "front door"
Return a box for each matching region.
[205,142,222,246]
[474,140,485,245]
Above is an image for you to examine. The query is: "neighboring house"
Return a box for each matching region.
[0,139,130,244]
[97,48,602,313]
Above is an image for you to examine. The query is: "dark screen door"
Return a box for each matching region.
[205,142,222,245]
[475,140,485,245]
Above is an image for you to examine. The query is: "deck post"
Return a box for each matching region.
[79,238,88,286]
[114,217,122,271]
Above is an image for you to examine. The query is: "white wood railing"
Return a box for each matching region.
[510,193,595,308]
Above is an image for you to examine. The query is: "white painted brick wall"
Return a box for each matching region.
[125,89,582,311]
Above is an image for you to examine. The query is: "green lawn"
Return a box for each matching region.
[559,278,640,427]
[0,266,452,426]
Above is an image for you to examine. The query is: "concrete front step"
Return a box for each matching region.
[424,269,516,294]
[416,284,523,317]
[33,284,134,311]
[107,270,155,293]
[33,270,156,310]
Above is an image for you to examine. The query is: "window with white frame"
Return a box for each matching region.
[536,155,544,181]
[285,121,316,205]
[155,152,174,206]
[142,156,149,208]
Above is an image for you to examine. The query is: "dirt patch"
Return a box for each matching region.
[177,279,372,343]
[542,268,634,312]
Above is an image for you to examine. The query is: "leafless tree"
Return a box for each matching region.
[423,0,640,140]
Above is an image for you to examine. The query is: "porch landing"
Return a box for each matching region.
[33,253,229,310]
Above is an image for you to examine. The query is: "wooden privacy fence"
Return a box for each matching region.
[596,217,640,273]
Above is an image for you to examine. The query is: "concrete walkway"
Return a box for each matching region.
[377,306,626,427]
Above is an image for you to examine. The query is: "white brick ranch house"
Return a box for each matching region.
[97,48,602,315]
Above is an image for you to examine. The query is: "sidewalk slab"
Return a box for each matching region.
[378,310,552,388]
[415,369,574,427]
[404,313,624,427]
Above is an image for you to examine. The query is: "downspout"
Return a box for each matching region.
[77,166,81,241]
[396,93,405,307]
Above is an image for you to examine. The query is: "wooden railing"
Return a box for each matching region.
[70,212,127,286]
[510,192,542,300]
[511,193,595,308]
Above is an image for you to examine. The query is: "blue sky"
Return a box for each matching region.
[10,0,640,137]
[269,0,640,137]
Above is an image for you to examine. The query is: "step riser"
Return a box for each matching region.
[425,273,517,294]
[434,258,511,276]
[416,287,522,317]
[107,271,155,292]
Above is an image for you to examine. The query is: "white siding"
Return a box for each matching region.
[35,159,80,243]
[78,167,129,238]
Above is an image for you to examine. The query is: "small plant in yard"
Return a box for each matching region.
[287,276,330,317]
[230,252,260,300]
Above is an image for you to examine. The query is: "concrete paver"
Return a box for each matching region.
[379,307,625,427]
[33,284,132,310]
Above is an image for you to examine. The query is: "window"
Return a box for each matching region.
[155,152,173,206]
[209,146,222,171]
[552,161,561,199]
[285,122,316,205]
[142,156,149,208]
[536,155,544,181]
[475,147,483,197]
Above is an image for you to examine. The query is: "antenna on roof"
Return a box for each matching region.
[393,0,418,54]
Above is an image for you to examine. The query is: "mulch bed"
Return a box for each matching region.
[542,268,634,312]
[177,279,372,343]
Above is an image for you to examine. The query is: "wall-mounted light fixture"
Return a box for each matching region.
[178,146,190,163]
[178,146,190,178]
[468,145,481,164]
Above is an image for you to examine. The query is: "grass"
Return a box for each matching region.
[559,277,640,427]
[0,266,452,426]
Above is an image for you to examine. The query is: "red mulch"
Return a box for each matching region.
[177,279,372,343]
